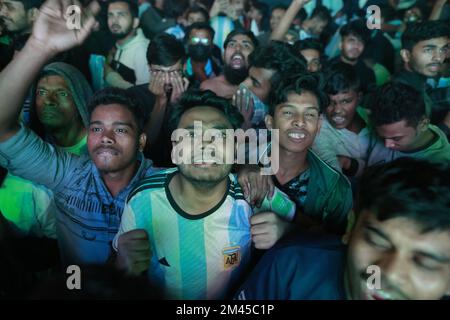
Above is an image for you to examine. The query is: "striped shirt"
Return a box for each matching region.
[114,168,254,300]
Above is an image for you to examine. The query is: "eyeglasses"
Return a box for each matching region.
[190,37,210,45]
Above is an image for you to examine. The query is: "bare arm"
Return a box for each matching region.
[429,0,448,20]
[270,0,310,41]
[0,0,99,141]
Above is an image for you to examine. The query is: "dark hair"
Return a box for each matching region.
[185,22,215,43]
[324,62,361,95]
[146,33,186,66]
[294,38,324,54]
[270,4,287,14]
[169,89,244,132]
[108,0,139,18]
[308,5,331,23]
[402,20,450,51]
[19,0,44,11]
[223,29,258,50]
[87,87,148,134]
[269,72,329,115]
[186,5,210,22]
[163,0,189,19]
[369,82,426,128]
[357,158,450,233]
[249,40,307,94]
[340,19,370,44]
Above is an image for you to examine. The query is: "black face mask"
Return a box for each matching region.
[188,44,212,62]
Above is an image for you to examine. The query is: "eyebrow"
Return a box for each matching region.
[89,121,134,128]
[363,223,391,242]
[250,76,260,86]
[281,105,320,111]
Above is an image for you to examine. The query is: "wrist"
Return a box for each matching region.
[26,36,58,59]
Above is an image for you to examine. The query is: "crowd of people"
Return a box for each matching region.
[0,0,449,300]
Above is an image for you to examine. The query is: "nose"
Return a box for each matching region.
[378,251,409,292]
[292,114,306,127]
[100,129,115,144]
[384,139,396,149]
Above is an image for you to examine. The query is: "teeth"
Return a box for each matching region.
[288,132,306,139]
[193,159,216,164]
[332,116,346,124]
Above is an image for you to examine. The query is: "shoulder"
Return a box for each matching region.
[127,168,176,203]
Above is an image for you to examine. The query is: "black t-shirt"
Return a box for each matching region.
[127,84,175,168]
[329,57,376,95]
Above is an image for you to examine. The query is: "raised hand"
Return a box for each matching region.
[169,72,189,103]
[29,0,100,56]
[232,86,254,129]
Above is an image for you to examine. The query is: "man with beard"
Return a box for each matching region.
[200,30,258,99]
[184,22,222,87]
[0,0,160,265]
[236,158,450,300]
[395,20,450,139]
[113,89,294,299]
[328,19,376,96]
[104,0,150,89]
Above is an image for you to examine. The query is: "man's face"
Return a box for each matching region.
[0,0,31,34]
[88,104,145,174]
[174,106,234,185]
[341,35,365,62]
[347,210,450,300]
[223,34,255,71]
[35,75,80,130]
[326,90,359,129]
[376,119,423,152]
[266,91,322,154]
[187,12,207,25]
[242,67,274,103]
[107,2,135,39]
[270,8,285,31]
[304,17,328,37]
[149,60,183,92]
[300,49,321,73]
[403,37,449,78]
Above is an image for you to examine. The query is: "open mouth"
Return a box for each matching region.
[287,130,308,143]
[331,115,346,125]
[192,159,219,167]
[230,54,245,69]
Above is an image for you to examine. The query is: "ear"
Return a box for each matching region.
[316,114,323,133]
[28,8,39,23]
[138,133,147,152]
[133,17,140,29]
[265,114,273,129]
[400,49,411,64]
[418,117,430,132]
[357,91,363,104]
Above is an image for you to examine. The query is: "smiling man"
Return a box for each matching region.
[312,63,372,178]
[367,82,450,166]
[236,158,450,300]
[113,89,293,299]
[263,73,352,235]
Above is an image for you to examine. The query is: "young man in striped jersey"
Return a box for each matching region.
[114,89,294,299]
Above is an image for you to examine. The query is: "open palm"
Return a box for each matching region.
[31,0,100,54]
